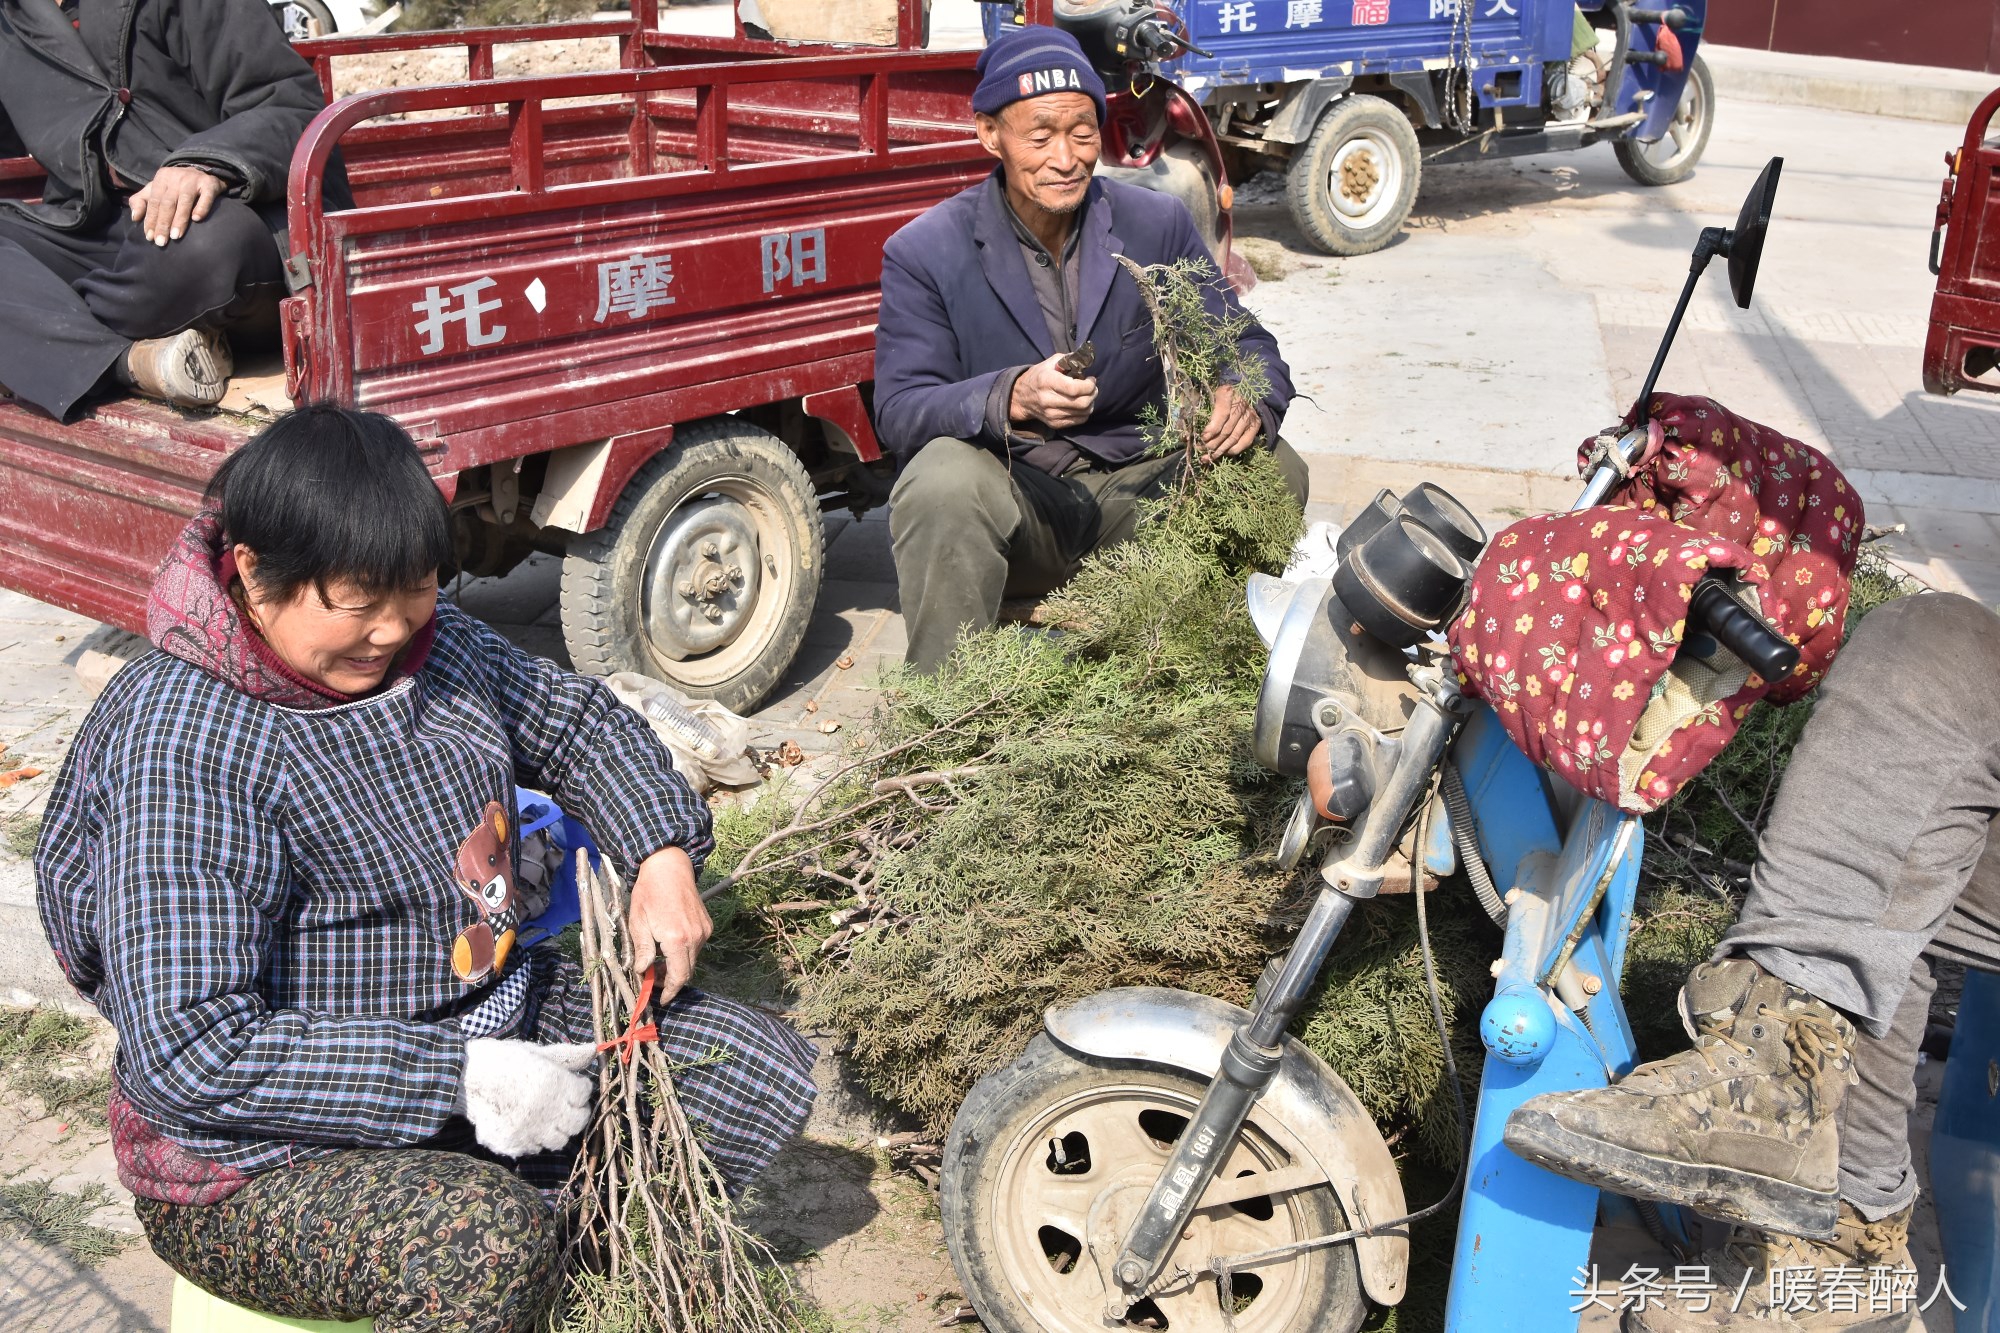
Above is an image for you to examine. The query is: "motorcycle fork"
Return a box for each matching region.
[1109,690,1464,1301]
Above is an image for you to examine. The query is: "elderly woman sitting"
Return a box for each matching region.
[33,406,817,1332]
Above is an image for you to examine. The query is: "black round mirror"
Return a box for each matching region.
[1727,156,1783,310]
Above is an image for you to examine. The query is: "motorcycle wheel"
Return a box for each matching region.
[1284,94,1422,258]
[942,1034,1368,1333]
[1614,53,1714,186]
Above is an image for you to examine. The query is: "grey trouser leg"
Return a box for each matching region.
[889,437,1310,672]
[1716,593,2000,1216]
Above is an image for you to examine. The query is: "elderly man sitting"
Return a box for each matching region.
[872,26,1308,672]
[0,0,342,419]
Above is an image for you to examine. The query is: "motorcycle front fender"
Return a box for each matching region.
[1043,986,1409,1307]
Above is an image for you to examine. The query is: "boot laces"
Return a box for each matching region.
[1691,1023,1756,1077]
[1784,1010,1849,1107]
[1717,1212,1905,1280]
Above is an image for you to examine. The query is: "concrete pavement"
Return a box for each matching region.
[1703,43,1996,127]
[0,39,1988,1332]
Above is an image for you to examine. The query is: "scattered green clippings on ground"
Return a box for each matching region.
[0,1178,130,1269]
[4,815,39,859]
[0,1006,111,1127]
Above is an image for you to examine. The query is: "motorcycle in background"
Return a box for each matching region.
[938,158,1792,1332]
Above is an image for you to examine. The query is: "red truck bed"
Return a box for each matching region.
[0,3,985,637]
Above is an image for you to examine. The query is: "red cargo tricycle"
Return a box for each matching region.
[0,0,1241,710]
[1923,84,2000,398]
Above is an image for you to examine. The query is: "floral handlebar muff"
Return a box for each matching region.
[1447,394,1865,813]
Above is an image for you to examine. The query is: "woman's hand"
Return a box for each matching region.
[628,846,711,1003]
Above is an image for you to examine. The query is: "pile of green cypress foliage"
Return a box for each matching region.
[695,257,1922,1330]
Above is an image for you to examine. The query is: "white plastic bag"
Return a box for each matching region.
[601,672,763,793]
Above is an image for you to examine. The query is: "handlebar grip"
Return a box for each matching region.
[1688,580,1800,684]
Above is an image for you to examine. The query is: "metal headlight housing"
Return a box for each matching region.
[1247,573,1424,778]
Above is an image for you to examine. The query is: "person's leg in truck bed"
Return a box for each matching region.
[0,199,284,419]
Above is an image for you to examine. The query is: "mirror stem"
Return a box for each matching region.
[1633,224,1731,426]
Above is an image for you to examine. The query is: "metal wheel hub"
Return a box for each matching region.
[1338,150,1381,206]
[987,1083,1323,1331]
[1327,131,1401,228]
[641,496,763,661]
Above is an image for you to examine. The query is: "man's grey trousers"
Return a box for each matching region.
[1720,592,2000,1220]
[889,435,1311,673]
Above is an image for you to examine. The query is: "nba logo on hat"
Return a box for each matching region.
[1018,72,1036,95]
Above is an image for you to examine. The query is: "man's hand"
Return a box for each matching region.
[1009,354,1098,432]
[128,166,227,247]
[1200,384,1263,463]
[627,846,711,1003]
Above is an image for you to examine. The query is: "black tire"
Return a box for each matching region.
[941,1034,1368,1333]
[269,0,335,39]
[1613,54,1714,186]
[1284,94,1422,258]
[560,418,823,715]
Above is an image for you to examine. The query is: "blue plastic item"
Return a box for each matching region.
[511,786,597,945]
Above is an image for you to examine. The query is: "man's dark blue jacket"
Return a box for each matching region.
[873,170,1292,471]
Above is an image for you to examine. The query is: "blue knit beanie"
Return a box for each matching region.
[973,27,1108,122]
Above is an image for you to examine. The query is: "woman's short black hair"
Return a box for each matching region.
[205,404,455,604]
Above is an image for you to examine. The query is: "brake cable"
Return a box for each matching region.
[1207,782,1474,1304]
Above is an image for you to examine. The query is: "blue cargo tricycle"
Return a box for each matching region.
[986,0,1713,255]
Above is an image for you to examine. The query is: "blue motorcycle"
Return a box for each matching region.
[938,162,1792,1332]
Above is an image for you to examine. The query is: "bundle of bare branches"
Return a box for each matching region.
[554,852,816,1332]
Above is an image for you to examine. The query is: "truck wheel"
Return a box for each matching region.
[1614,53,1714,186]
[560,418,823,715]
[1285,95,1422,257]
[941,1033,1369,1333]
[269,0,334,38]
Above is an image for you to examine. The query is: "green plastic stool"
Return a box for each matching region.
[171,1277,374,1332]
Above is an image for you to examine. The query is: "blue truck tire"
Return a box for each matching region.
[1283,94,1422,257]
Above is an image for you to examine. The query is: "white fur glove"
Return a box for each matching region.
[460,1039,597,1158]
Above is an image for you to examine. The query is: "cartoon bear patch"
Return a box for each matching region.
[450,800,520,984]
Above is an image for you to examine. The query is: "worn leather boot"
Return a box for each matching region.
[1504,956,1857,1238]
[123,327,231,408]
[1623,1202,1917,1332]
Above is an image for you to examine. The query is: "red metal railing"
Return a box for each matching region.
[283,47,984,463]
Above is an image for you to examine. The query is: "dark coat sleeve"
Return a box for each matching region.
[156,0,325,204]
[873,231,1022,466]
[0,105,23,159]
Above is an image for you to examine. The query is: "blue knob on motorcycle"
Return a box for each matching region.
[1481,985,1558,1067]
